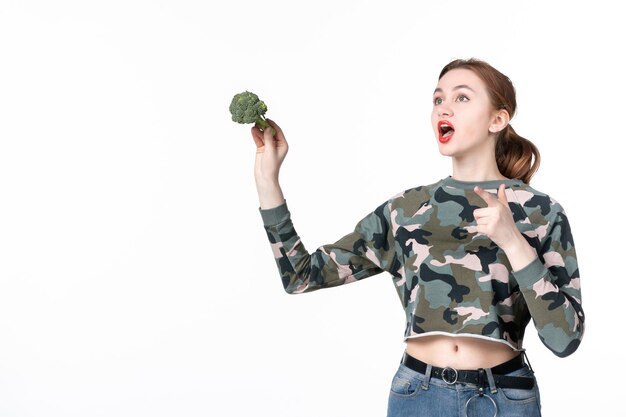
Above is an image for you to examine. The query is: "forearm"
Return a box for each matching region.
[512,257,584,357]
[260,203,318,294]
[502,232,539,272]
[504,230,584,357]
[259,199,393,295]
[256,179,285,209]
[259,202,359,295]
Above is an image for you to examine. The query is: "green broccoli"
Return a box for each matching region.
[229,91,275,135]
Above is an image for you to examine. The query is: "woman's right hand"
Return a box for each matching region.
[251,119,288,208]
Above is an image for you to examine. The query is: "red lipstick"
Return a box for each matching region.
[438,120,455,143]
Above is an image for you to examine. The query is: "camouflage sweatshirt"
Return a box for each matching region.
[259,176,584,357]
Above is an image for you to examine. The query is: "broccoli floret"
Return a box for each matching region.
[229,91,275,135]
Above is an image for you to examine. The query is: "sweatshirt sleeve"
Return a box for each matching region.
[259,200,398,294]
[513,202,584,357]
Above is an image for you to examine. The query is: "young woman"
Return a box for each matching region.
[250,58,584,417]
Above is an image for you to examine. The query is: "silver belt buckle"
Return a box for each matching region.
[441,367,458,384]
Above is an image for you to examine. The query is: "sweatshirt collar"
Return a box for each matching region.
[441,175,524,189]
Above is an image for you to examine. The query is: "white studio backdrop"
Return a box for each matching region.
[0,1,620,416]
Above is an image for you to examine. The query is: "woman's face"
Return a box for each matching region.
[431,68,502,159]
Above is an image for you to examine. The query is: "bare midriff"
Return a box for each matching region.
[405,334,520,370]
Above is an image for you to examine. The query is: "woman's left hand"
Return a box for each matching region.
[472,184,522,252]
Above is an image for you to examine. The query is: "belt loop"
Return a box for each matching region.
[477,368,485,397]
[421,364,433,390]
[522,350,534,374]
[485,367,498,394]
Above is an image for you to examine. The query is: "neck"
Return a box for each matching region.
[450,145,506,182]
[451,165,507,182]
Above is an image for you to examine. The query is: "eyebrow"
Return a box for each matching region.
[433,85,476,95]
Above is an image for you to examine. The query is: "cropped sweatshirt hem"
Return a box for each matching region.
[404,332,524,352]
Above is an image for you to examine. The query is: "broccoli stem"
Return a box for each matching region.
[255,116,276,136]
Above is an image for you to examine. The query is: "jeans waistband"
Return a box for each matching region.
[401,352,535,390]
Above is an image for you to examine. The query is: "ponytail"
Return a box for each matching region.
[495,125,540,184]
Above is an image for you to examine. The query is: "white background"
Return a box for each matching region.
[0,1,620,416]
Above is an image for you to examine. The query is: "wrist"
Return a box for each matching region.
[255,175,280,189]
[256,181,281,193]
[500,231,528,253]
[502,233,538,272]
[256,181,285,210]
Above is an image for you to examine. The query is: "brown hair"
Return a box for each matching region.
[439,58,540,184]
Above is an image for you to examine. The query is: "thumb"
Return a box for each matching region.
[263,124,275,150]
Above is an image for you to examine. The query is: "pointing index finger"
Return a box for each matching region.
[474,186,499,207]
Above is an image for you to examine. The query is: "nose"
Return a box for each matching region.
[438,104,452,118]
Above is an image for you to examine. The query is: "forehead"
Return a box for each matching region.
[435,68,486,92]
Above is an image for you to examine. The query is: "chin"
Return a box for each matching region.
[436,143,457,157]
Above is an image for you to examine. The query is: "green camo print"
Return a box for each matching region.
[259,176,584,357]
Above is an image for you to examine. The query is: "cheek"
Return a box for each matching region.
[462,112,490,136]
[430,112,439,131]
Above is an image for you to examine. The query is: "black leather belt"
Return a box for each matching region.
[401,352,535,390]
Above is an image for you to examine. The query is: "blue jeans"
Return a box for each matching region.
[387,360,541,417]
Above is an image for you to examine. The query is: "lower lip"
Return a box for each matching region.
[439,132,454,143]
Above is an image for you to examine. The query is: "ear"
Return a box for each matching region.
[488,109,510,134]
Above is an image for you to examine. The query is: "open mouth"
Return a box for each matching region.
[438,120,455,143]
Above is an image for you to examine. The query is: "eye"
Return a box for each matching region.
[457,95,470,102]
[433,97,443,105]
